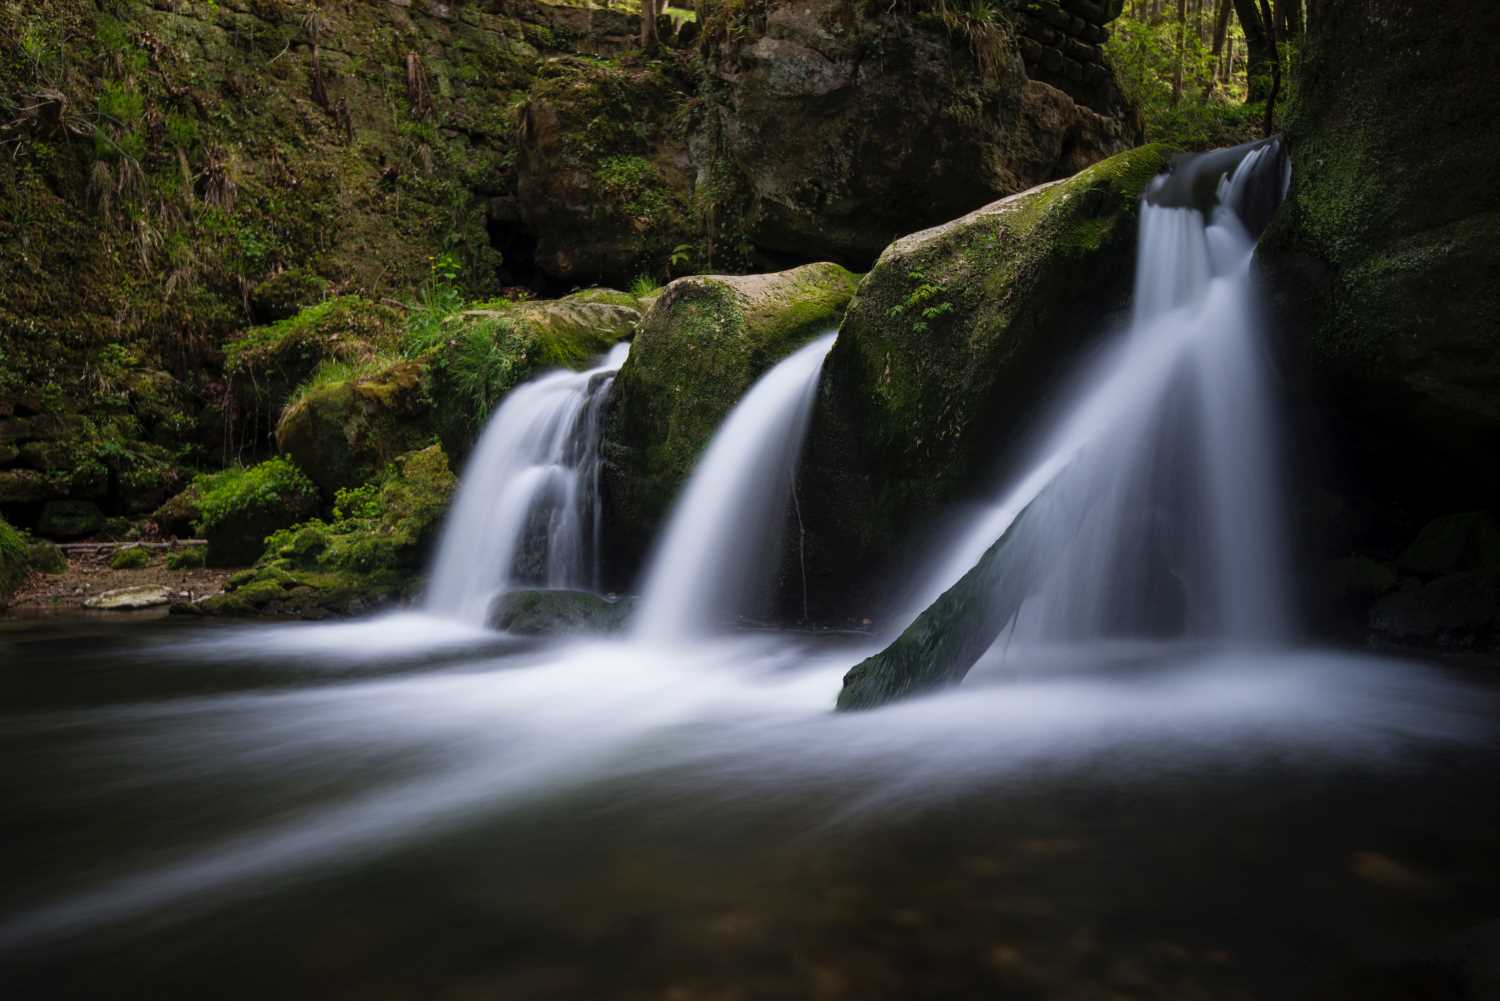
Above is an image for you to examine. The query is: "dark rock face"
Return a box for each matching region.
[697,0,1141,269]
[1259,0,1500,510]
[793,144,1174,626]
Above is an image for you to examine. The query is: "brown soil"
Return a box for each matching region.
[8,548,237,614]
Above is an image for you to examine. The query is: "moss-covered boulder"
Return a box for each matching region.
[27,540,68,575]
[225,297,404,444]
[427,298,641,465]
[1398,511,1500,578]
[187,445,456,618]
[191,457,320,567]
[276,361,436,501]
[796,144,1174,623]
[1258,0,1500,509]
[0,515,27,606]
[599,262,860,579]
[488,589,636,636]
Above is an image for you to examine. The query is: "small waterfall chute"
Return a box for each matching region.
[425,342,629,624]
[633,333,837,642]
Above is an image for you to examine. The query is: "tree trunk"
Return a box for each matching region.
[640,0,660,52]
[1257,0,1280,133]
[1171,0,1187,105]
[1232,0,1274,102]
[1211,0,1233,56]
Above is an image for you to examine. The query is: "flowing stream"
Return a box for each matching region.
[4,146,1498,999]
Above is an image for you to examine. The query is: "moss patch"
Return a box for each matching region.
[191,456,320,566]
[109,545,151,570]
[190,444,455,618]
[0,515,27,604]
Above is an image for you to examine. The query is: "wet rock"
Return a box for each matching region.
[488,589,636,635]
[84,585,174,611]
[800,144,1174,623]
[600,262,859,581]
[1369,571,1500,652]
[193,458,321,567]
[1258,0,1500,508]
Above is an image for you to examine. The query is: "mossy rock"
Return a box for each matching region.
[600,261,860,581]
[190,445,456,617]
[276,360,437,501]
[563,288,646,311]
[0,469,49,505]
[0,515,27,605]
[1257,0,1500,507]
[427,298,640,465]
[109,545,151,570]
[191,457,320,567]
[488,589,636,635]
[225,297,405,437]
[36,500,104,539]
[152,484,204,538]
[796,143,1174,623]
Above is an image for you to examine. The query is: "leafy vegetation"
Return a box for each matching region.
[0,515,28,601]
[191,458,317,537]
[109,545,150,570]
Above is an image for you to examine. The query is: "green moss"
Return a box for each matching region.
[27,541,68,574]
[0,515,28,602]
[109,545,151,570]
[165,546,206,570]
[195,445,455,617]
[601,262,859,561]
[191,456,320,566]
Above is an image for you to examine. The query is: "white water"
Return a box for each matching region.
[2,624,1490,951]
[424,343,629,624]
[904,141,1293,646]
[634,333,836,641]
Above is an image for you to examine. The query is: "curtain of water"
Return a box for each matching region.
[633,334,837,642]
[905,140,1292,646]
[424,342,630,624]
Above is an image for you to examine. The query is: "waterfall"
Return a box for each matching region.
[905,139,1292,646]
[425,342,629,624]
[634,333,837,641]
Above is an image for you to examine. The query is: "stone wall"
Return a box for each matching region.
[1015,0,1126,114]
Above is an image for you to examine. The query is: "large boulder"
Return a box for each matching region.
[795,143,1174,624]
[697,0,1141,267]
[599,262,860,581]
[1258,0,1500,509]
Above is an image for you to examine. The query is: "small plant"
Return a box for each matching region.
[165,547,206,570]
[110,546,151,570]
[629,274,663,298]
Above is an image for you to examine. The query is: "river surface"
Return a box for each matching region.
[3,614,1499,1000]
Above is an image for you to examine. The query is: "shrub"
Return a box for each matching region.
[110,546,151,570]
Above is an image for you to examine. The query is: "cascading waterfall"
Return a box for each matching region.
[633,333,837,641]
[905,139,1292,646]
[425,342,629,624]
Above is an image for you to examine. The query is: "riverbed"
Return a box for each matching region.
[2,615,1498,1000]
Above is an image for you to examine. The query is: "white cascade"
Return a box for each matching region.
[425,342,629,624]
[634,333,837,641]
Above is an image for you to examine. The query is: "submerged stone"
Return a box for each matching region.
[488,589,636,636]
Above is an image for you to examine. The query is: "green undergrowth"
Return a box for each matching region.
[0,515,28,602]
[191,457,318,537]
[109,545,150,570]
[191,444,455,618]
